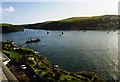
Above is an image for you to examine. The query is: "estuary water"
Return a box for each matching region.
[1,29,119,81]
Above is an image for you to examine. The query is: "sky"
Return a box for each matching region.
[0,0,119,25]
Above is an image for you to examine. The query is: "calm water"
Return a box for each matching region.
[1,29,119,81]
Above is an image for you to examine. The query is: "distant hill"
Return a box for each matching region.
[1,15,119,33]
[0,23,24,33]
[24,15,119,30]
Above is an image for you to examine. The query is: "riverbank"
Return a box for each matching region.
[2,41,105,82]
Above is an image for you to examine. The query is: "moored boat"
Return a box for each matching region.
[25,37,41,44]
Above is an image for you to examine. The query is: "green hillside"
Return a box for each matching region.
[0,23,12,26]
[1,15,119,32]
[0,23,24,33]
[24,15,119,30]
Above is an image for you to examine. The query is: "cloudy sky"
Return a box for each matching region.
[0,0,119,25]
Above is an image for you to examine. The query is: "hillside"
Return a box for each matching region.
[1,15,119,32]
[24,15,119,30]
[0,23,24,33]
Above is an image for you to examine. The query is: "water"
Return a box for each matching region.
[1,29,119,81]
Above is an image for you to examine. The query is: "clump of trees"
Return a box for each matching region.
[1,24,24,33]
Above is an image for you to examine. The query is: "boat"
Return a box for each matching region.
[62,32,64,34]
[25,37,41,44]
[47,31,49,34]
[83,30,86,32]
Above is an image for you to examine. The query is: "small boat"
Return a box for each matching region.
[62,32,64,35]
[83,30,86,32]
[25,37,41,44]
[47,31,49,34]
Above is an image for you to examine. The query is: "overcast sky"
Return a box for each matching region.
[0,0,119,25]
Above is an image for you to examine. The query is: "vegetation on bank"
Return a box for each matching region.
[0,23,24,33]
[2,41,105,82]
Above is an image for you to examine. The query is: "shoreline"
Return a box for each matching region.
[2,29,119,33]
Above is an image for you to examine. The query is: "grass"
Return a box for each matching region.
[59,16,101,23]
[3,50,23,59]
[3,48,35,59]
[60,75,74,80]
[0,23,12,26]
[9,51,23,59]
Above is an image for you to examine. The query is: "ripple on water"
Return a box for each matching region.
[2,29,119,81]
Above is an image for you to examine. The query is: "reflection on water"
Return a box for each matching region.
[1,29,119,81]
